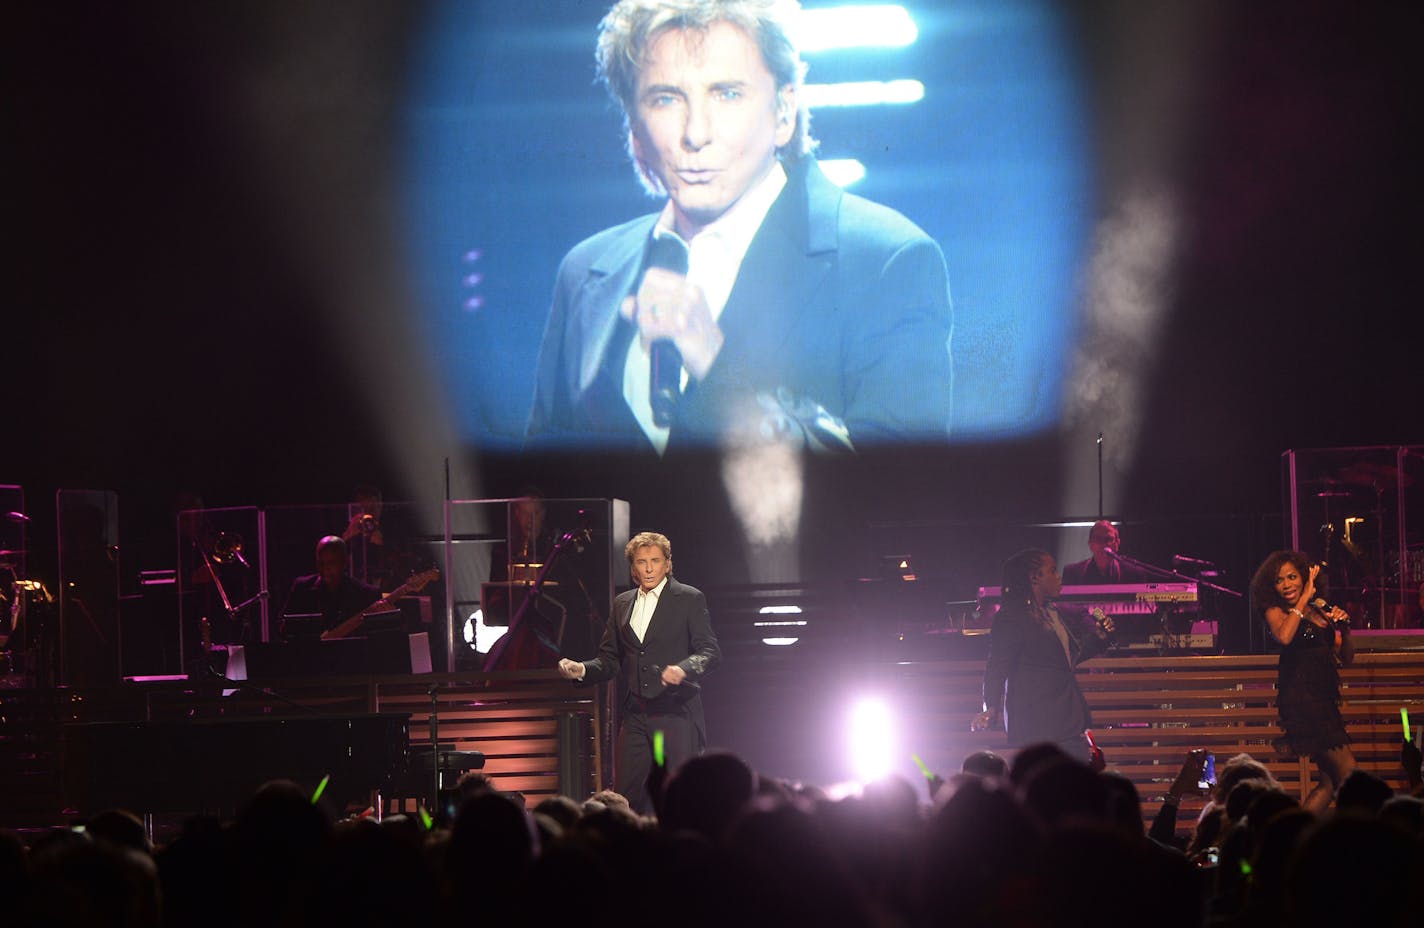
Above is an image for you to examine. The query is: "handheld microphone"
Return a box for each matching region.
[1102,547,1120,560]
[1310,597,1349,626]
[641,232,690,427]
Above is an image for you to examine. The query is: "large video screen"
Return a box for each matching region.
[402,0,1091,455]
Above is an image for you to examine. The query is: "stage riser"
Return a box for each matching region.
[4,653,1421,832]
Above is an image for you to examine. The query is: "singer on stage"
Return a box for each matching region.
[1250,550,1356,811]
[557,531,720,814]
[972,548,1114,762]
[526,0,953,455]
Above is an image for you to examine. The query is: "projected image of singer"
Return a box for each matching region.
[526,0,954,455]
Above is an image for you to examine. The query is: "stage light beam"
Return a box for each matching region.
[799,5,918,52]
[847,696,897,782]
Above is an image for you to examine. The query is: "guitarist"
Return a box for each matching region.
[280,535,381,639]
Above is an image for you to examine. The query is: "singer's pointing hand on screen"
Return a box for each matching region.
[621,269,724,381]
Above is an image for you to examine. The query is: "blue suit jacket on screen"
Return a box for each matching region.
[526,158,954,452]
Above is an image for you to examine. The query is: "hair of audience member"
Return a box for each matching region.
[860,772,922,829]
[1099,770,1146,837]
[961,749,1009,779]
[455,770,498,804]
[1020,756,1112,828]
[1242,785,1297,828]
[228,779,334,925]
[1212,752,1275,805]
[723,795,877,927]
[659,751,758,841]
[1031,823,1203,928]
[531,811,564,848]
[1240,808,1316,923]
[1335,767,1395,814]
[1009,741,1073,788]
[1224,778,1273,823]
[320,816,439,928]
[1284,813,1424,928]
[754,774,795,803]
[917,775,1043,928]
[1379,794,1424,836]
[22,830,162,928]
[589,788,634,815]
[86,809,152,856]
[534,795,583,831]
[447,791,539,918]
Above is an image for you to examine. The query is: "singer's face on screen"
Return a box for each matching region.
[629,20,795,239]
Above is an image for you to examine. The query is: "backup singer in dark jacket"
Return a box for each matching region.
[973,548,1113,761]
[558,531,719,813]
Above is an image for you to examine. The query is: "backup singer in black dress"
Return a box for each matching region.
[1251,550,1356,812]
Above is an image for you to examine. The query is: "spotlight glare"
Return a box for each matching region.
[847,697,897,782]
[761,637,800,646]
[465,608,507,654]
[819,159,866,188]
[799,5,918,52]
[800,79,924,109]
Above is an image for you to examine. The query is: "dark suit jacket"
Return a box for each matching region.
[526,158,954,452]
[982,601,1108,747]
[579,577,720,740]
[1061,557,1148,585]
[281,574,381,635]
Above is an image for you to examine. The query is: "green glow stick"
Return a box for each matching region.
[1404,708,1412,742]
[911,753,935,781]
[311,774,330,804]
[653,729,665,767]
[418,805,434,830]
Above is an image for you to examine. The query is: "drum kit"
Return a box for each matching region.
[1305,459,1420,627]
[1,531,58,685]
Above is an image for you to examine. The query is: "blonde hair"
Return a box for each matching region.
[625,531,673,565]
[596,0,817,194]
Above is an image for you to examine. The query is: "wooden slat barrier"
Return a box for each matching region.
[5,653,1421,831]
[856,652,1424,835]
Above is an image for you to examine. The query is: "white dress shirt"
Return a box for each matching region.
[629,576,669,643]
[624,162,789,453]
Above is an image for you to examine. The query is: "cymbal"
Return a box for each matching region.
[1339,461,1415,488]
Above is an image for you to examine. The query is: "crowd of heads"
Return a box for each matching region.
[3,744,1422,927]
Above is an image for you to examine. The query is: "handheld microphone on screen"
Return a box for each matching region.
[641,231,691,427]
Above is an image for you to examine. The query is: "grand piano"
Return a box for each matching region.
[64,712,413,815]
[976,581,1217,652]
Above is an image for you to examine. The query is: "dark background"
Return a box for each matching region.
[8,1,1422,633]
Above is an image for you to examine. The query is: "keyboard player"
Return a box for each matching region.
[1062,520,1149,585]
